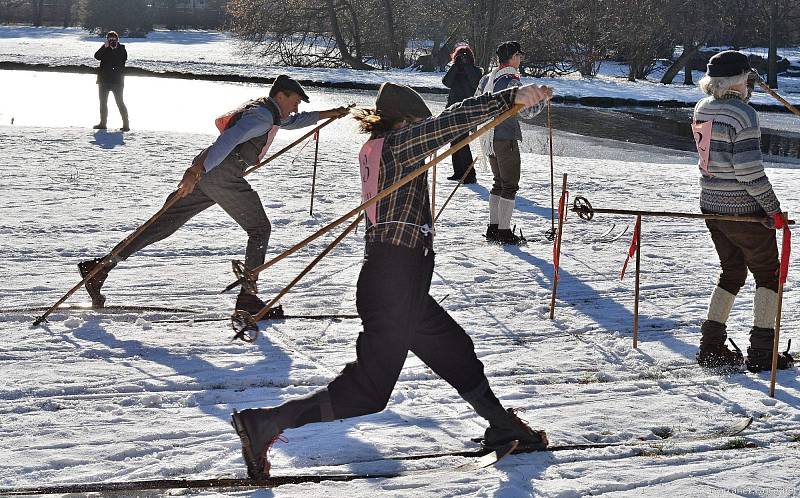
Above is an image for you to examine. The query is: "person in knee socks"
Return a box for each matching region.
[475,41,545,245]
[692,50,793,372]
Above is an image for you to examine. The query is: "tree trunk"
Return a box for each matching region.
[381,0,402,67]
[62,0,73,27]
[326,0,372,70]
[767,1,778,88]
[31,0,43,26]
[660,43,698,84]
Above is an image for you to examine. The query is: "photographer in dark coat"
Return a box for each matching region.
[442,43,483,183]
[94,31,130,131]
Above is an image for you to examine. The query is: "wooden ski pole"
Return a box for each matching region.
[222,103,527,293]
[770,212,790,398]
[235,213,365,341]
[632,215,642,349]
[755,78,800,119]
[310,129,320,216]
[549,173,568,319]
[243,116,338,177]
[431,152,438,226]
[34,115,346,327]
[769,275,785,397]
[33,195,183,326]
[434,158,479,223]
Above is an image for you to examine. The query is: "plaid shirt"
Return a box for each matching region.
[365,87,518,249]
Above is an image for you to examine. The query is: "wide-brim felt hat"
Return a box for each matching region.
[375,82,432,120]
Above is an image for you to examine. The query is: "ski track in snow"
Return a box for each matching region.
[1,80,800,495]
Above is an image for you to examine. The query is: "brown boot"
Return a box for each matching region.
[77,258,113,307]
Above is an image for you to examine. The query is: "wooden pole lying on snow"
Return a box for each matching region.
[222,103,528,294]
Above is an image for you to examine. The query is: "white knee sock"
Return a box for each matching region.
[489,194,500,225]
[707,286,736,324]
[498,197,515,230]
[753,287,778,329]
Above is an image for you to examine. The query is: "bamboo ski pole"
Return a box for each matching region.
[632,215,642,349]
[434,158,479,223]
[310,129,320,216]
[770,212,790,398]
[34,114,347,327]
[222,103,527,293]
[547,100,556,240]
[33,195,183,326]
[233,213,365,341]
[244,117,338,177]
[549,173,568,319]
[431,152,437,226]
[769,275,785,397]
[755,77,800,119]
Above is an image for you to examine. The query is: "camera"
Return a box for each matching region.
[109,39,118,48]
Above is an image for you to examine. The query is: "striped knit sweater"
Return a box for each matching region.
[693,94,780,215]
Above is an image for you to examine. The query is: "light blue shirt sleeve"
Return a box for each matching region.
[281,111,320,130]
[203,106,276,172]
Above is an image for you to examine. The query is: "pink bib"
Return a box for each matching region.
[359,138,384,224]
[691,120,713,176]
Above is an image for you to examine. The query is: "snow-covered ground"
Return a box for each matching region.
[1,64,800,495]
[1,26,799,106]
[2,26,800,496]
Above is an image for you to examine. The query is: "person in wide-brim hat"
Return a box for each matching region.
[231,80,556,480]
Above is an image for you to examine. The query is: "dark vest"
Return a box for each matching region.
[217,97,282,165]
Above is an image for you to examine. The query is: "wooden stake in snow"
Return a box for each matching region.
[549,173,568,320]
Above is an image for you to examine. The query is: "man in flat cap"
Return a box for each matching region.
[78,75,349,314]
[476,41,544,245]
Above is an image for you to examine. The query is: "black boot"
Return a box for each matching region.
[745,327,795,373]
[231,390,334,480]
[235,293,268,315]
[485,224,499,242]
[462,380,548,450]
[483,408,548,450]
[696,320,743,369]
[77,258,114,307]
[496,227,527,246]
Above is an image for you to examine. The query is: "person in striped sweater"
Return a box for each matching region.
[692,50,793,372]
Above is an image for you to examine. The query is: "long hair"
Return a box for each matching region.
[350,108,402,138]
[699,72,749,98]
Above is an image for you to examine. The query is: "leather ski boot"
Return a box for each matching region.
[496,227,527,246]
[696,320,743,369]
[746,327,795,373]
[485,223,499,242]
[77,258,113,307]
[231,390,334,479]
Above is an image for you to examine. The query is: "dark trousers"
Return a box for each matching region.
[489,139,521,200]
[327,243,489,419]
[450,133,476,180]
[98,82,129,127]
[706,218,779,294]
[117,157,271,271]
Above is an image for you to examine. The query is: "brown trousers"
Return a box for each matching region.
[489,139,521,200]
[705,218,779,294]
